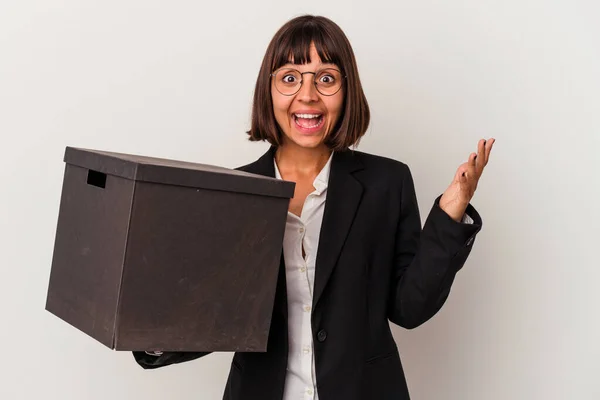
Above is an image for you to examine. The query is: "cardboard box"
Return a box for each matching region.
[45,147,293,352]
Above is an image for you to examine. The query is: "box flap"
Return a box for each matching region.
[64,147,295,199]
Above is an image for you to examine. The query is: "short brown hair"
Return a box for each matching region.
[246,15,370,151]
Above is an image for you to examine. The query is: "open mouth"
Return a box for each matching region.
[293,113,325,130]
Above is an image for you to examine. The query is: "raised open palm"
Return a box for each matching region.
[439,138,496,222]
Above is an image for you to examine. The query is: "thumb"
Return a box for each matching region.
[455,162,469,183]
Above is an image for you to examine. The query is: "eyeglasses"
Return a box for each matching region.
[270,67,345,96]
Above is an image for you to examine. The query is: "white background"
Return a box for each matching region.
[1,1,599,399]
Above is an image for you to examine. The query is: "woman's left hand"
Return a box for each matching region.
[439,138,495,222]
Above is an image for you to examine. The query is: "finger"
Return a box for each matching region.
[456,162,470,181]
[484,138,495,166]
[467,151,480,178]
[458,161,477,193]
[477,139,486,172]
[466,162,478,181]
[468,152,477,169]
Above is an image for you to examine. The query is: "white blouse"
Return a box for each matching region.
[274,152,333,400]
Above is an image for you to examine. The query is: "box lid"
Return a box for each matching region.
[64,147,295,199]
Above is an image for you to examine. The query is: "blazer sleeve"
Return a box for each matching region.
[387,164,482,329]
[132,351,211,370]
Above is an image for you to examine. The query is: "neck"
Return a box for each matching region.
[274,144,332,176]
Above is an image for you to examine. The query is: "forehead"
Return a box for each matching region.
[271,32,343,72]
[286,45,329,63]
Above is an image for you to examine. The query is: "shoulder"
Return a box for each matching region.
[345,149,412,185]
[349,149,408,170]
[234,146,276,176]
[235,155,265,172]
[346,151,419,209]
[235,162,254,173]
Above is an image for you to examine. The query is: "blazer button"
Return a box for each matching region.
[317,329,327,342]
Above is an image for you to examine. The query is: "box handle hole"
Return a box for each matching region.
[87,170,106,188]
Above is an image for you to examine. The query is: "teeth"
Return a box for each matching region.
[294,113,321,119]
[295,118,321,128]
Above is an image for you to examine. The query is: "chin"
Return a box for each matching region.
[287,132,326,149]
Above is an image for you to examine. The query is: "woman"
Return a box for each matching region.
[134,15,495,400]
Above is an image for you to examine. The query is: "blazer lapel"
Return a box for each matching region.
[240,147,365,314]
[313,150,364,309]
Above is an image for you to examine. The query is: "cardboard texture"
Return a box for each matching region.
[45,147,294,352]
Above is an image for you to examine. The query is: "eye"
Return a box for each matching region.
[316,69,340,87]
[282,74,297,84]
[319,74,335,84]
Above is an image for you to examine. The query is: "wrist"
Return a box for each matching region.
[438,197,468,222]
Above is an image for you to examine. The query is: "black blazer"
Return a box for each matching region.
[133,146,482,400]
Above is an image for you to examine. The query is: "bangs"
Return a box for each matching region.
[271,22,342,71]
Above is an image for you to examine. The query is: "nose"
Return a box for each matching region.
[296,74,319,102]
